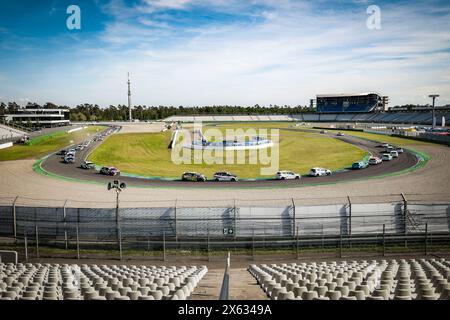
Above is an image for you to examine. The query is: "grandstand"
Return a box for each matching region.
[166,115,294,122]
[164,110,449,126]
[163,92,450,126]
[298,111,449,125]
[249,258,450,300]
[316,93,387,113]
[0,262,208,300]
[0,124,27,142]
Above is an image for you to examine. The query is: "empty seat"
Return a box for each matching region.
[0,262,207,301]
[248,259,450,300]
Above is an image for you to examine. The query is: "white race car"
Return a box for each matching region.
[275,171,301,180]
[309,167,331,177]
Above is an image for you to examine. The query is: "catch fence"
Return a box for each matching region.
[1,195,449,259]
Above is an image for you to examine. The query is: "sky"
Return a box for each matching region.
[0,0,449,108]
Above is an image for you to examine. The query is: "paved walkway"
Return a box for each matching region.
[190,267,267,300]
[189,268,222,300]
[229,268,268,300]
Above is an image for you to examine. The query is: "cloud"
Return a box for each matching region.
[143,0,192,10]
[138,17,172,29]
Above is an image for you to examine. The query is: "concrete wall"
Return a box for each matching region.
[0,142,13,149]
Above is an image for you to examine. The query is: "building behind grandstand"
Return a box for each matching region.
[2,102,70,129]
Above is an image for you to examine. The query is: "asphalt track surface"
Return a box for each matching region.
[40,129,419,189]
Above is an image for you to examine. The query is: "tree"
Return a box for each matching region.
[0,102,6,116]
[7,102,20,113]
[44,102,58,109]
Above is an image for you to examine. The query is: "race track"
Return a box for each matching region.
[39,129,419,188]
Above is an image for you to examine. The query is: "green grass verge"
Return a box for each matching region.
[0,126,107,161]
[2,242,449,259]
[88,123,367,179]
[26,130,67,146]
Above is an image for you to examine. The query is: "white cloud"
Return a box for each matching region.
[137,0,193,13]
[138,17,172,29]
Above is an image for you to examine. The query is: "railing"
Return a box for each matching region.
[219,252,230,300]
[2,228,448,263]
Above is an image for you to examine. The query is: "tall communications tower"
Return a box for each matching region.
[127,72,132,122]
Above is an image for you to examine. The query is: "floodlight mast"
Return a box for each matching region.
[108,180,127,245]
[429,94,439,129]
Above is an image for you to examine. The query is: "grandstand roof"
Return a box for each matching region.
[316,92,381,98]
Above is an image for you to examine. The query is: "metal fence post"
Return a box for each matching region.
[63,199,68,250]
[382,224,386,257]
[233,199,237,239]
[163,231,166,262]
[347,195,352,236]
[24,231,28,262]
[118,229,123,261]
[252,230,255,261]
[174,199,178,243]
[339,231,343,259]
[291,198,296,238]
[207,229,210,262]
[64,230,68,251]
[401,193,408,247]
[115,190,121,248]
[76,226,80,260]
[296,226,299,260]
[35,225,39,258]
[12,196,19,242]
[424,223,428,256]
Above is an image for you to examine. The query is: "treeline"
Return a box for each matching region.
[66,104,314,121]
[1,101,439,122]
[1,102,315,121]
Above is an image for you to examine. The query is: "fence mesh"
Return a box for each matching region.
[2,201,449,241]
